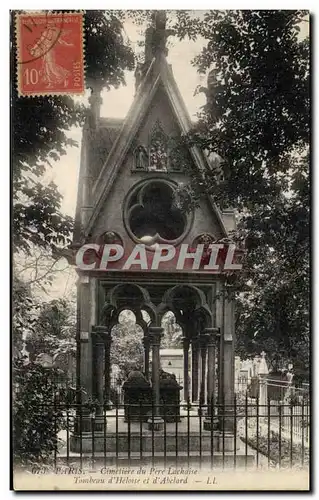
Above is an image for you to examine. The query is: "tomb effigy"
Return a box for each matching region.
[122,370,152,422]
[159,370,183,423]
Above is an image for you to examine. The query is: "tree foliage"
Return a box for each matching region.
[161,312,183,348]
[11,10,135,364]
[13,358,69,464]
[173,10,310,370]
[12,274,39,357]
[111,312,144,374]
[25,297,76,363]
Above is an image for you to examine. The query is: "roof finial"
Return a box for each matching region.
[135,11,174,92]
[145,11,174,62]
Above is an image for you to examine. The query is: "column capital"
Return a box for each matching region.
[182,337,190,349]
[199,333,210,349]
[148,326,164,345]
[191,335,201,347]
[142,336,150,347]
[225,282,236,300]
[203,327,220,346]
[92,325,108,333]
[91,325,111,344]
[204,327,220,335]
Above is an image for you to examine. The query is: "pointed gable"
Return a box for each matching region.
[80,55,227,238]
[73,14,236,250]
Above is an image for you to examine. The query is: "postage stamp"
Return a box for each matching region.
[16,11,85,96]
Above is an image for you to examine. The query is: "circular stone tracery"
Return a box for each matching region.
[123,179,194,248]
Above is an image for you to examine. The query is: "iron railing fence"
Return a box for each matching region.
[13,397,310,471]
[235,377,309,401]
[265,379,309,402]
[34,375,187,406]
[19,372,309,404]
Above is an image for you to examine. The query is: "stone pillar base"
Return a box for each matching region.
[147,416,164,431]
[70,430,106,453]
[198,405,207,417]
[191,399,199,408]
[203,416,219,431]
[180,400,191,409]
[74,414,107,435]
[215,431,241,452]
[92,415,108,433]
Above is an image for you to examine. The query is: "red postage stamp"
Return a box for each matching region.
[16,12,85,96]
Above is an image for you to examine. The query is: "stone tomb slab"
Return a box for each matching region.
[69,409,252,463]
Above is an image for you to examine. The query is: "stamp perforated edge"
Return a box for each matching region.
[15,10,86,98]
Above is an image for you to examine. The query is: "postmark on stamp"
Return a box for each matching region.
[16,11,85,97]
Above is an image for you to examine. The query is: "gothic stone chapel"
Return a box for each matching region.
[71,12,239,457]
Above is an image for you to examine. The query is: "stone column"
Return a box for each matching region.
[181,337,190,405]
[104,331,112,410]
[199,333,208,416]
[215,281,224,414]
[91,326,113,412]
[143,335,150,381]
[204,328,220,430]
[94,343,104,409]
[148,326,164,431]
[77,278,93,402]
[91,326,106,415]
[223,340,234,432]
[90,327,107,435]
[73,277,95,441]
[191,337,200,403]
[222,285,235,433]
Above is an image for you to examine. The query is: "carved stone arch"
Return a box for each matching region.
[100,303,117,329]
[105,283,157,325]
[157,307,184,332]
[157,284,212,336]
[193,305,213,331]
[135,310,149,333]
[107,282,148,308]
[113,306,137,326]
[158,284,208,313]
[156,302,172,324]
[139,303,157,326]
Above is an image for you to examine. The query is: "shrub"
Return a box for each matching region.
[238,417,309,467]
[13,357,68,464]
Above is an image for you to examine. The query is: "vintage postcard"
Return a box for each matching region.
[11,9,310,491]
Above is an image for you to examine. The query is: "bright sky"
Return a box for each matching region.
[47,16,207,218]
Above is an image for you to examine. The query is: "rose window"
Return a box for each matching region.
[124,180,193,247]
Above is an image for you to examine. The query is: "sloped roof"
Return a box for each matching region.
[90,118,124,179]
[99,118,124,143]
[85,55,228,238]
